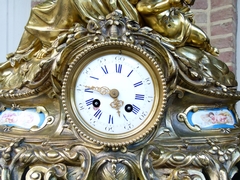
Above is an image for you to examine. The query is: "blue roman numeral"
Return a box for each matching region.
[123,114,129,121]
[127,70,133,77]
[116,64,122,73]
[85,88,93,93]
[134,81,143,87]
[85,98,94,106]
[108,115,114,124]
[90,76,99,80]
[132,104,140,114]
[135,94,145,100]
[101,65,108,74]
[94,109,102,119]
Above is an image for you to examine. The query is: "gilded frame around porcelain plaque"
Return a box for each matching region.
[0,105,54,132]
[177,105,238,132]
[62,41,167,147]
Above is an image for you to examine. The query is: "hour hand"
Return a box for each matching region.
[86,86,110,95]
[86,86,124,116]
[86,86,120,99]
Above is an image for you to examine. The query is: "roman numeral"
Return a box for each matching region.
[116,64,122,73]
[132,104,140,114]
[85,88,93,93]
[101,65,108,74]
[134,81,143,87]
[135,94,145,100]
[94,109,102,119]
[85,98,94,106]
[127,70,133,77]
[90,76,99,80]
[123,114,129,121]
[108,115,114,124]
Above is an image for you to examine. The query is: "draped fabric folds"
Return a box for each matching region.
[16,0,140,52]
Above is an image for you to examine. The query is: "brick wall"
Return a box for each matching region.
[192,0,237,72]
[31,0,237,72]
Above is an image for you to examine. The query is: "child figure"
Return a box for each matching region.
[136,0,219,56]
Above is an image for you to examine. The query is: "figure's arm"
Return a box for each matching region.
[161,13,190,46]
[137,0,182,14]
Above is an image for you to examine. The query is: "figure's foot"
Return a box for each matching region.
[209,47,219,56]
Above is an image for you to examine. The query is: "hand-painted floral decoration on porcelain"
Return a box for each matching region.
[0,109,45,129]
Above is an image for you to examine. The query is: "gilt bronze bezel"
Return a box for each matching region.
[62,41,167,147]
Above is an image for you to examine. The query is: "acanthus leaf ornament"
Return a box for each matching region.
[0,1,240,179]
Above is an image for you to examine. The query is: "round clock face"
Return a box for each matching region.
[62,42,166,146]
[75,53,154,134]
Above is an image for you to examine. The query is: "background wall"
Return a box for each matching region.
[192,0,237,72]
[0,0,31,60]
[191,0,239,113]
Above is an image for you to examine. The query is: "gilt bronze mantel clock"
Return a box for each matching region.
[0,0,239,179]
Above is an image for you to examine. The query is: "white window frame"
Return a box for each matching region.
[0,0,31,61]
[237,2,240,113]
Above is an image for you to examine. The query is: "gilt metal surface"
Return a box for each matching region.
[0,0,239,179]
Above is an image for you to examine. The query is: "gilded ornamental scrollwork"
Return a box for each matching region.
[0,0,240,179]
[0,139,92,180]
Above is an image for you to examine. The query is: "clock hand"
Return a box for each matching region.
[86,86,119,98]
[86,86,124,116]
[110,98,124,117]
[86,86,110,95]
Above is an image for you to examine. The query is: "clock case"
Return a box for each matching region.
[0,10,239,179]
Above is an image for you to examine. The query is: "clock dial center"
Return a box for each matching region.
[110,89,119,98]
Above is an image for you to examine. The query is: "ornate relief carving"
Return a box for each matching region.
[0,0,239,179]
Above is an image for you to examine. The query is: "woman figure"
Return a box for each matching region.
[4,0,140,66]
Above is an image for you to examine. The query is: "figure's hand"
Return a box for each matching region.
[34,47,50,59]
[34,43,53,59]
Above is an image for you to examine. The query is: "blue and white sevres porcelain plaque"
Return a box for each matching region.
[188,107,236,129]
[0,108,45,129]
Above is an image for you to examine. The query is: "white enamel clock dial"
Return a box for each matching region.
[74,54,154,134]
[62,42,166,146]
